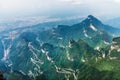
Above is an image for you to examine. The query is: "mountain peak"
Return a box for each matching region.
[82,15,102,25]
[87,15,100,21]
[113,37,120,43]
[87,15,95,19]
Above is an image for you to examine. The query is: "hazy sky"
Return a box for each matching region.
[0,0,120,19]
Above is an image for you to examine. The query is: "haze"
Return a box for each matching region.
[0,0,120,19]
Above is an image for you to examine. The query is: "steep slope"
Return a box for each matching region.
[2,33,116,80]
[83,37,120,80]
[103,37,120,62]
[39,15,117,49]
[0,15,120,80]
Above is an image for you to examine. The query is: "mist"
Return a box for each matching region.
[0,0,120,19]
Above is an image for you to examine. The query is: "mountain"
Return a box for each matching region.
[0,15,120,80]
[92,37,120,80]
[105,17,120,29]
[0,16,83,32]
[105,37,120,61]
[39,15,120,48]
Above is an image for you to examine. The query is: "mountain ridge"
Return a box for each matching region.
[0,15,120,80]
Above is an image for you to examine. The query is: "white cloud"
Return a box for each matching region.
[0,0,120,19]
[114,0,120,3]
[60,0,83,4]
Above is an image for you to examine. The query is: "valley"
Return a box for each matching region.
[0,15,120,80]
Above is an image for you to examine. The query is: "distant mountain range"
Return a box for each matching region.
[0,15,120,80]
[105,17,120,28]
[0,16,83,32]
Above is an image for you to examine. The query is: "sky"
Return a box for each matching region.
[0,0,120,19]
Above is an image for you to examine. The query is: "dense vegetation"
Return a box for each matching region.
[0,15,120,80]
